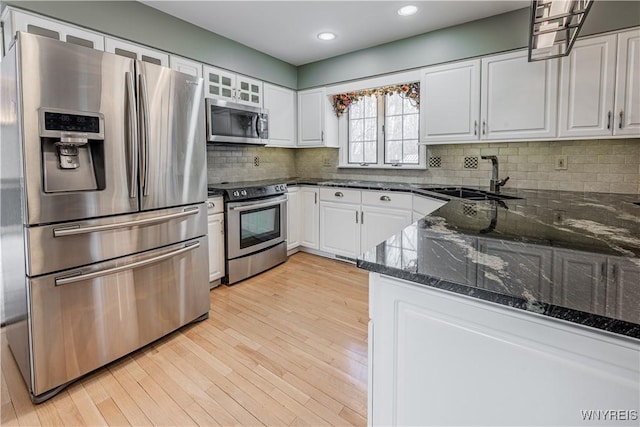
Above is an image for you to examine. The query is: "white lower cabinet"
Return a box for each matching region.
[287,187,301,251]
[207,197,225,286]
[319,200,361,258]
[300,187,320,249]
[318,188,414,259]
[369,272,640,426]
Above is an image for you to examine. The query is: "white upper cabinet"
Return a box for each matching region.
[480,49,558,140]
[559,34,617,138]
[264,83,296,147]
[297,88,339,147]
[105,37,169,66]
[2,8,104,52]
[298,88,326,146]
[203,65,263,107]
[614,28,640,136]
[169,55,203,78]
[420,59,480,143]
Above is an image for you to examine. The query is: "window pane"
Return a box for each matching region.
[364,95,377,117]
[364,118,376,141]
[350,119,364,141]
[403,114,419,139]
[386,116,402,140]
[386,93,403,116]
[385,140,403,164]
[349,142,363,163]
[364,140,377,163]
[350,100,363,119]
[403,140,419,164]
[403,97,419,114]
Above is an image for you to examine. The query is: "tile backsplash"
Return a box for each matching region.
[207,139,640,194]
[207,145,296,183]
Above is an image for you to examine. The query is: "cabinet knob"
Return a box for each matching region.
[380,195,391,202]
[334,191,344,198]
[207,202,214,208]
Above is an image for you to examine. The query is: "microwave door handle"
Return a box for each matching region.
[255,115,261,138]
[139,73,151,197]
[125,72,138,199]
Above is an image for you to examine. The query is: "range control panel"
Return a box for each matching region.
[224,183,288,201]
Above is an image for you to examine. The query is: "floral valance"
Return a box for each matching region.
[331,82,420,117]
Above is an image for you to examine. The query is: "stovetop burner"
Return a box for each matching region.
[208,181,288,201]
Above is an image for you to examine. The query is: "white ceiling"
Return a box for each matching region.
[140,1,529,66]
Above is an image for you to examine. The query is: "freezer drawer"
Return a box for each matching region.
[26,203,207,276]
[27,236,209,399]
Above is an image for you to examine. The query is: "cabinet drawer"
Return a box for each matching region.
[320,187,361,204]
[362,191,412,210]
[207,196,224,214]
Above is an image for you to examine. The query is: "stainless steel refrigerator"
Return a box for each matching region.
[0,32,209,403]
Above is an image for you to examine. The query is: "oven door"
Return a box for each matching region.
[226,194,287,259]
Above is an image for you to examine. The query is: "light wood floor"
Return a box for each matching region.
[1,252,369,426]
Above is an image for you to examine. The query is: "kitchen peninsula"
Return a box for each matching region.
[358,189,640,426]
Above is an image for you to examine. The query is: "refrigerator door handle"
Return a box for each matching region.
[125,72,139,199]
[54,242,200,286]
[53,207,200,237]
[139,73,151,197]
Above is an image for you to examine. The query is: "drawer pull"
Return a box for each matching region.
[380,195,391,202]
[334,191,344,198]
[55,242,200,286]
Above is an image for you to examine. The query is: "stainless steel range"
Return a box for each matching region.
[210,182,288,284]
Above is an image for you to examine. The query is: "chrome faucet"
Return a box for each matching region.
[481,155,509,193]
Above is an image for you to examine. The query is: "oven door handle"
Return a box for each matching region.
[228,195,288,212]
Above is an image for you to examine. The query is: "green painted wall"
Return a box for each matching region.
[2,1,298,88]
[297,1,640,89]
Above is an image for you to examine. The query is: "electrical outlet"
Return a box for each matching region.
[254,156,260,167]
[555,155,568,170]
[322,157,333,167]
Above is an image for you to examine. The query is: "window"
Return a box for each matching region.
[337,83,424,169]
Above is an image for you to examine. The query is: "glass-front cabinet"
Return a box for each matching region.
[204,65,263,107]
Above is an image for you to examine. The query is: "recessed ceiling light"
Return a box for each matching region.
[397,5,418,16]
[317,32,336,41]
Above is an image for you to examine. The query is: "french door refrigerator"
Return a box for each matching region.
[0,32,209,402]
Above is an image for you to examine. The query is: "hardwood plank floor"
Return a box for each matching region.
[0,252,369,426]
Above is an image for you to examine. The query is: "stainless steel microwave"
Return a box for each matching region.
[205,98,268,145]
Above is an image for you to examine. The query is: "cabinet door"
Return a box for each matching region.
[477,239,552,301]
[236,75,263,107]
[552,249,607,315]
[606,257,640,324]
[264,83,296,147]
[298,88,326,146]
[559,34,617,138]
[300,188,320,249]
[203,66,236,100]
[481,50,558,140]
[287,188,301,250]
[361,206,412,251]
[207,213,225,283]
[319,201,360,258]
[420,59,480,143]
[169,55,203,78]
[614,28,640,135]
[105,37,169,66]
[6,9,104,50]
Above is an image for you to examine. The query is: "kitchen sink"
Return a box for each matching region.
[421,187,522,201]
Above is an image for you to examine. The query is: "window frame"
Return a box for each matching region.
[338,93,426,170]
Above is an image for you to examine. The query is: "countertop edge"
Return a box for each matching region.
[357,259,640,341]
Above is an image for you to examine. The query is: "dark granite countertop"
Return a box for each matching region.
[207,178,640,339]
[358,190,640,340]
